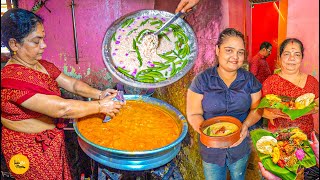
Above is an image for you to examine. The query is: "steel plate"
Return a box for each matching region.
[102,10,198,88]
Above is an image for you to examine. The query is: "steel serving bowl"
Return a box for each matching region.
[73,95,188,171]
[102,10,198,89]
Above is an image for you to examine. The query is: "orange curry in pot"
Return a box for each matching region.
[77,100,180,151]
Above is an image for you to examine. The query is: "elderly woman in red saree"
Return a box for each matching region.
[1,8,124,179]
[258,38,319,180]
[261,38,319,138]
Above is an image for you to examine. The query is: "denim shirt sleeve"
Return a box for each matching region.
[249,72,262,93]
[189,72,205,94]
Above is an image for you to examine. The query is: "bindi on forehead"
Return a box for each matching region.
[286,42,299,49]
[287,48,301,54]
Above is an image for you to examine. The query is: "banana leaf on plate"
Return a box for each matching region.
[250,128,316,180]
[256,97,316,120]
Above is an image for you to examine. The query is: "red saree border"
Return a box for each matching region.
[1,78,59,96]
[1,63,61,102]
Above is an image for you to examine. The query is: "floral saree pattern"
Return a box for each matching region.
[262,74,319,138]
[1,60,72,179]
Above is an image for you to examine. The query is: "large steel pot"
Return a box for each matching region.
[73,95,188,171]
[102,10,198,89]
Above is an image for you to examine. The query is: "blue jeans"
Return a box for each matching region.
[202,153,249,180]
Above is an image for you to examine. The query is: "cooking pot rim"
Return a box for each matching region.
[73,95,188,155]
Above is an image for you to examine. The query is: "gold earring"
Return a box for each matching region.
[13,51,16,55]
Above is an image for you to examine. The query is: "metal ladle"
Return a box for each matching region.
[141,12,184,49]
[154,11,184,36]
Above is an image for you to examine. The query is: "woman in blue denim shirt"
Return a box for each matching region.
[186,28,262,180]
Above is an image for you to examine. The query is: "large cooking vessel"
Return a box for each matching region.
[73,95,188,171]
[102,10,198,89]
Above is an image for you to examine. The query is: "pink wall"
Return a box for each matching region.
[227,0,252,59]
[228,0,245,32]
[19,0,155,89]
[286,0,319,80]
[286,0,319,132]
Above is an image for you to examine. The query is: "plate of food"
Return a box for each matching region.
[102,10,198,88]
[256,93,317,120]
[250,128,316,180]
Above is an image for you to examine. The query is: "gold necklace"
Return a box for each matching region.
[296,73,303,87]
[10,57,39,70]
[280,71,302,86]
[10,57,49,75]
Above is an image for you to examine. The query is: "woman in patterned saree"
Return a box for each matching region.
[261,38,319,138]
[1,8,124,179]
[259,38,319,180]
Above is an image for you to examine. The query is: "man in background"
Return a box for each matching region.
[249,41,273,83]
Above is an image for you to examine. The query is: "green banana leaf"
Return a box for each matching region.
[250,129,316,180]
[256,97,316,120]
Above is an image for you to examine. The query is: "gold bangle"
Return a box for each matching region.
[97,101,101,113]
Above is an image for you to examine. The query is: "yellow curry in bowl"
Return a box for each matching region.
[203,122,239,137]
[77,100,180,151]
